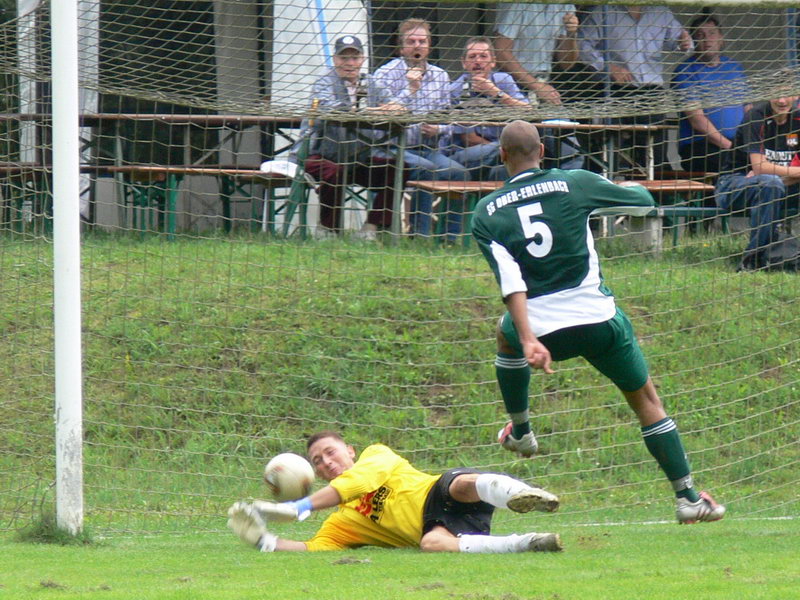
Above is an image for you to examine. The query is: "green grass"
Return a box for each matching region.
[1,231,799,533]
[3,518,799,599]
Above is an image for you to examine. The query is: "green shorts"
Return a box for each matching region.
[500,307,649,392]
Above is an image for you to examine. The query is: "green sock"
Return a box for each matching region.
[641,417,700,502]
[495,354,531,438]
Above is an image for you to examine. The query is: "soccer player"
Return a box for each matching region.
[470,120,726,524]
[227,430,562,553]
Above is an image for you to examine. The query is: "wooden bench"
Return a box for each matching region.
[1,162,303,236]
[626,180,719,249]
[406,179,720,251]
[85,165,294,236]
[0,163,53,233]
[653,170,718,185]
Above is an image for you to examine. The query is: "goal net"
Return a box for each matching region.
[0,0,798,536]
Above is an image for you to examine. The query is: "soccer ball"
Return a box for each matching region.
[263,452,315,502]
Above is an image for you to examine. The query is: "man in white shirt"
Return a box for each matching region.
[374,18,470,239]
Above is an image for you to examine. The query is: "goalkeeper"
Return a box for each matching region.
[471,120,726,524]
[228,431,562,553]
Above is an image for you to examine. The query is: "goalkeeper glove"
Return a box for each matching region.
[251,497,313,522]
[227,501,277,552]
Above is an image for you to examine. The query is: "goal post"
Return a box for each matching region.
[51,0,84,535]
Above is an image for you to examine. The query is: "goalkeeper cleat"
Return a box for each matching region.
[498,422,538,457]
[507,488,560,513]
[517,532,563,553]
[676,491,726,524]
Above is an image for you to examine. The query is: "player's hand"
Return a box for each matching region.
[420,123,440,137]
[228,501,267,545]
[470,75,498,97]
[678,29,693,53]
[563,12,579,35]
[523,340,554,373]
[609,64,634,85]
[406,66,424,93]
[535,82,562,106]
[251,499,311,522]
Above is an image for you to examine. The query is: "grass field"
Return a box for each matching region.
[4,518,800,599]
[1,231,799,598]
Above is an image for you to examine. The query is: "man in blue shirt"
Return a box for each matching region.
[672,14,750,174]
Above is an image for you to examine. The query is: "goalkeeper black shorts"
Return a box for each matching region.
[421,468,494,536]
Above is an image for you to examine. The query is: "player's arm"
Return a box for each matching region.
[494,35,560,104]
[749,152,800,180]
[505,291,553,373]
[685,108,732,150]
[571,171,655,215]
[254,444,402,523]
[228,501,352,552]
[553,12,579,70]
[244,483,342,525]
[471,215,553,373]
[227,501,308,552]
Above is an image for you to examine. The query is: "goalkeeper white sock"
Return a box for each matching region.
[475,473,531,509]
[257,532,278,552]
[458,533,525,554]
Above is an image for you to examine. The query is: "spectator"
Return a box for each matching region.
[579,5,692,171]
[227,430,563,553]
[715,90,800,271]
[368,1,440,69]
[447,37,530,179]
[374,18,469,239]
[493,3,583,106]
[299,35,406,239]
[672,13,750,174]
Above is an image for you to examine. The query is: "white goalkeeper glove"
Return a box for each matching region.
[227,501,277,552]
[251,497,313,522]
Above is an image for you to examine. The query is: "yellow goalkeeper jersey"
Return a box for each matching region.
[304,444,439,551]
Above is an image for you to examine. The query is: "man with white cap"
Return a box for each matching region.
[299,35,405,238]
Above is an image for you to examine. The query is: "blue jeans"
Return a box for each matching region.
[447,142,500,175]
[404,148,469,237]
[715,173,783,253]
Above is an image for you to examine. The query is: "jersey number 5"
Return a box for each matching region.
[517,202,553,258]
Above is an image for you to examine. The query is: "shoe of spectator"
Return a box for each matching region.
[313,226,337,240]
[517,532,563,552]
[498,421,538,457]
[676,491,726,524]
[736,250,764,272]
[354,223,378,241]
[507,488,560,513]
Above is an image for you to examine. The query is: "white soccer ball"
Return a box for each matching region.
[263,452,315,502]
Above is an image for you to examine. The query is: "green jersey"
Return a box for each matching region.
[471,168,654,337]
